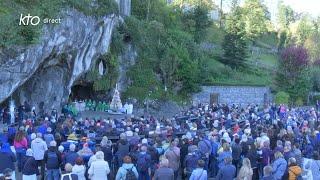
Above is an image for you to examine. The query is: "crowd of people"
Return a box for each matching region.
[0,102,319,180]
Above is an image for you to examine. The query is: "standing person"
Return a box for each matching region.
[189,160,208,180]
[272,152,287,180]
[88,151,110,180]
[31,133,47,180]
[43,127,54,147]
[115,155,139,180]
[218,143,232,169]
[237,158,253,180]
[197,135,212,169]
[22,149,38,180]
[154,158,174,180]
[288,157,301,180]
[165,141,180,180]
[100,137,113,166]
[72,157,86,180]
[136,145,152,180]
[231,138,242,173]
[216,156,236,180]
[44,141,62,180]
[262,166,275,180]
[0,143,16,179]
[64,144,79,165]
[246,143,260,179]
[183,145,200,179]
[115,134,130,169]
[309,152,320,179]
[14,127,28,172]
[61,163,78,180]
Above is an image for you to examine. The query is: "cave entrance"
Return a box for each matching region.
[69,83,94,101]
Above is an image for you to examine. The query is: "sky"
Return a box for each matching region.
[282,0,320,17]
[213,0,320,18]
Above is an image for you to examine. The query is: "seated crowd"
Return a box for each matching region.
[0,103,319,180]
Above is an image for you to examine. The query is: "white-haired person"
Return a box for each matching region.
[43,127,54,147]
[65,143,79,166]
[31,132,47,180]
[88,151,110,180]
[237,158,253,180]
[61,163,78,180]
[154,158,174,180]
[288,157,301,180]
[22,149,38,180]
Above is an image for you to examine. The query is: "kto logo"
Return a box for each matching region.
[19,14,40,26]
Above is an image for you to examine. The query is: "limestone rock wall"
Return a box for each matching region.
[0,10,117,110]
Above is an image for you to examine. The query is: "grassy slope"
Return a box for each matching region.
[204,27,278,86]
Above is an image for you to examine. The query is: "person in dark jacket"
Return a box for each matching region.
[64,144,79,165]
[246,143,260,179]
[115,136,130,169]
[0,143,16,179]
[183,145,199,179]
[216,156,236,180]
[22,149,39,179]
[44,141,62,180]
[231,138,242,173]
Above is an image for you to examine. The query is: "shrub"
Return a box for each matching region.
[295,97,304,106]
[275,91,290,105]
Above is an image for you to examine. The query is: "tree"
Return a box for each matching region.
[277,1,295,29]
[192,5,212,43]
[304,32,320,62]
[294,15,314,45]
[220,1,248,69]
[242,0,269,41]
[275,46,311,102]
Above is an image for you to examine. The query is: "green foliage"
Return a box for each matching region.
[66,0,119,17]
[221,33,248,69]
[93,53,119,91]
[295,15,314,45]
[220,2,248,69]
[277,30,287,51]
[277,2,295,29]
[304,31,320,62]
[123,63,163,101]
[275,91,290,105]
[182,5,212,43]
[295,97,304,106]
[311,67,320,91]
[87,24,125,92]
[275,46,311,101]
[0,0,118,48]
[242,0,270,41]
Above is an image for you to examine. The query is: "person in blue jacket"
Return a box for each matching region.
[272,151,287,180]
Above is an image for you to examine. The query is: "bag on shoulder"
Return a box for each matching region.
[126,167,137,180]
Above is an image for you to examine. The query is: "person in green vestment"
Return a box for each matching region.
[92,100,96,111]
[102,102,107,112]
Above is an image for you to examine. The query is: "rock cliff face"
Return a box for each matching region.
[117,0,131,17]
[0,0,131,111]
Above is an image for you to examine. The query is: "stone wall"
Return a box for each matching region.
[193,86,272,105]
